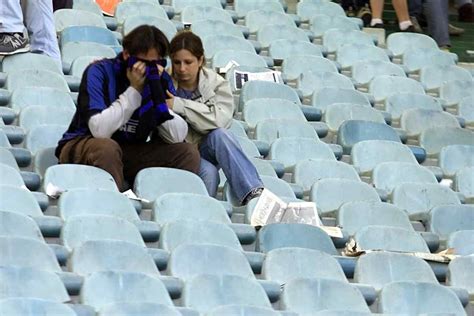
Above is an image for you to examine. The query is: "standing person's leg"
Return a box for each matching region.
[392,0,414,30]
[370,0,385,26]
[199,128,263,205]
[0,0,30,55]
[58,137,125,191]
[198,158,219,197]
[22,0,61,61]
[121,140,200,186]
[456,0,473,22]
[423,0,450,48]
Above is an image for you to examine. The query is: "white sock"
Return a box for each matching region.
[399,20,413,30]
[370,18,383,26]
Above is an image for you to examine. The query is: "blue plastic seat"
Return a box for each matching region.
[181,5,232,24]
[81,270,173,311]
[323,29,376,54]
[456,166,474,202]
[0,298,75,316]
[61,42,115,73]
[257,24,309,49]
[440,79,474,107]
[114,2,168,24]
[212,50,267,69]
[282,55,338,82]
[337,201,414,236]
[1,52,62,75]
[311,87,371,114]
[203,35,255,60]
[6,69,70,93]
[207,305,280,316]
[245,9,296,33]
[448,255,474,296]
[297,1,346,21]
[172,0,223,14]
[354,252,438,291]
[282,278,370,314]
[420,127,474,157]
[355,226,430,254]
[0,185,44,217]
[420,65,472,91]
[255,119,318,144]
[54,8,107,33]
[25,124,68,155]
[0,211,43,241]
[448,230,474,255]
[242,98,306,129]
[401,108,460,138]
[428,205,474,240]
[385,92,443,121]
[99,302,183,316]
[0,163,25,187]
[19,105,74,132]
[324,103,385,133]
[458,95,474,126]
[123,15,177,40]
[59,26,121,52]
[387,32,439,57]
[336,44,389,70]
[269,39,324,64]
[9,87,75,113]
[439,145,474,178]
[403,47,457,73]
[378,281,466,315]
[352,60,406,87]
[193,19,245,41]
[257,223,338,254]
[234,0,285,18]
[298,71,354,98]
[309,15,359,38]
[369,75,425,103]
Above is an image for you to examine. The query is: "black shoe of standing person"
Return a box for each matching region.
[357,6,372,27]
[0,33,30,56]
[401,25,417,33]
[459,3,474,22]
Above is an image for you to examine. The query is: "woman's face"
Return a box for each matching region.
[171,49,204,87]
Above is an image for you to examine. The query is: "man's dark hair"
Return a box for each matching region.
[122,25,170,57]
[170,31,204,60]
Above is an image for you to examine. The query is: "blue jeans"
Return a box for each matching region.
[198,128,263,204]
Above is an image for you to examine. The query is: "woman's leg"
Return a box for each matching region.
[198,158,219,197]
[392,0,413,30]
[200,128,263,205]
[370,0,384,26]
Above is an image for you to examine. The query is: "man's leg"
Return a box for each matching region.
[58,137,125,190]
[423,0,451,48]
[199,128,263,205]
[198,158,219,197]
[22,0,61,61]
[121,140,200,185]
[0,0,30,55]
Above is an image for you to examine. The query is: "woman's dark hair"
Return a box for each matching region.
[122,25,170,57]
[169,31,204,59]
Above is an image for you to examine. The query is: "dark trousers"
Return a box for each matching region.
[59,136,200,191]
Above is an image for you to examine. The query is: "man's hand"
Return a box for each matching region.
[127,61,146,93]
[166,90,174,109]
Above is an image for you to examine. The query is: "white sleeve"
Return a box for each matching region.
[156,109,189,143]
[88,87,142,138]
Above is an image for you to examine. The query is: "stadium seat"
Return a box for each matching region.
[255,119,318,144]
[0,131,30,167]
[268,137,335,171]
[282,278,370,314]
[44,164,119,192]
[242,99,306,129]
[336,44,389,70]
[25,124,68,156]
[351,140,417,174]
[311,87,371,114]
[337,201,414,236]
[81,271,173,311]
[378,281,466,315]
[114,2,168,25]
[0,236,61,273]
[59,26,121,53]
[234,135,261,157]
[0,149,39,191]
[403,47,457,73]
[250,158,279,178]
[69,55,101,78]
[351,60,406,87]
[282,55,338,81]
[369,75,425,103]
[0,185,44,217]
[9,87,75,113]
[207,305,280,316]
[262,248,347,284]
[420,127,474,156]
[439,145,474,177]
[268,39,324,64]
[0,298,75,316]
[0,211,43,241]
[61,214,146,251]
[212,50,267,70]
[373,161,437,194]
[203,35,256,60]
[123,15,177,40]
[428,205,474,240]
[134,167,208,205]
[448,230,474,255]
[168,243,254,280]
[354,252,438,291]
[439,79,474,107]
[309,15,359,38]
[298,71,354,98]
[458,96,474,126]
[34,147,58,179]
[297,1,346,21]
[256,223,338,254]
[6,69,70,93]
[99,302,183,316]
[19,105,74,132]
[392,182,461,218]
[1,52,62,75]
[172,0,223,14]
[183,274,272,314]
[257,24,309,49]
[70,240,159,276]
[419,65,472,91]
[234,0,285,19]
[192,20,245,40]
[387,32,439,57]
[181,5,232,24]
[0,163,26,187]
[337,120,400,155]
[323,29,376,54]
[54,9,107,33]
[0,266,69,302]
[245,10,296,33]
[448,255,474,295]
[401,108,460,138]
[324,103,385,133]
[354,225,430,253]
[310,179,380,215]
[455,166,474,201]
[293,159,360,193]
[385,92,443,121]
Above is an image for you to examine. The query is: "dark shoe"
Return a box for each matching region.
[0,33,30,56]
[410,16,424,33]
[449,24,465,36]
[371,23,384,28]
[458,3,474,22]
[400,25,417,32]
[357,6,372,27]
[241,187,264,206]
